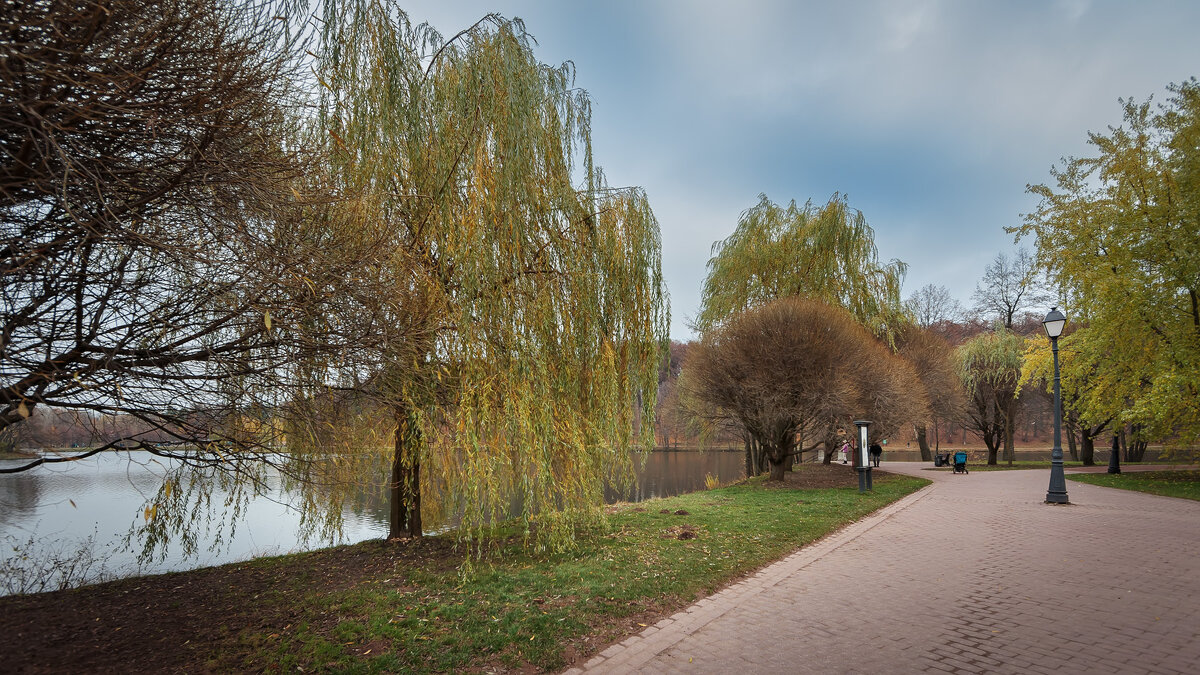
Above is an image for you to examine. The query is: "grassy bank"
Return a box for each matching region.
[1068,470,1200,501]
[0,466,926,673]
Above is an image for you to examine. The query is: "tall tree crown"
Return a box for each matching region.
[1015,78,1200,447]
[695,193,907,338]
[307,1,670,548]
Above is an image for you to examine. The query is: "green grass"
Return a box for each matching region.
[1067,470,1200,501]
[236,473,928,673]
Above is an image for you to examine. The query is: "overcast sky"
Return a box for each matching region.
[399,0,1200,340]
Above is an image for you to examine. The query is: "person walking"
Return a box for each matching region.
[839,439,851,464]
[869,443,882,467]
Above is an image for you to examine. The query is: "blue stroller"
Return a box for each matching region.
[952,451,968,474]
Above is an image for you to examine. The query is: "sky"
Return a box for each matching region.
[399,0,1200,340]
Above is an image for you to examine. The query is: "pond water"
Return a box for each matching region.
[0,450,744,594]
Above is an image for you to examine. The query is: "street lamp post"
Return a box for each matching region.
[1043,307,1069,504]
[1108,433,1121,474]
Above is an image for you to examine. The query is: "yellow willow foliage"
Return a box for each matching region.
[695,193,907,338]
[289,1,668,551]
[955,327,1025,399]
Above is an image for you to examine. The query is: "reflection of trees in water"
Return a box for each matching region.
[339,451,747,531]
[0,471,43,527]
[606,451,746,504]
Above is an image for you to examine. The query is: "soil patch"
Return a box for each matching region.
[0,537,455,674]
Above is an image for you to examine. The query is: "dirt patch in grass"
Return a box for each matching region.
[0,537,457,674]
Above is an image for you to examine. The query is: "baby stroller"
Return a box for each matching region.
[952,451,968,474]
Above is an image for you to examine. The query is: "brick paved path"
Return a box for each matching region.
[568,464,1200,674]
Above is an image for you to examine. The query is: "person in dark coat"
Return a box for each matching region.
[869,443,882,467]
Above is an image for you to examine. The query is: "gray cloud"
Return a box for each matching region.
[396,0,1200,338]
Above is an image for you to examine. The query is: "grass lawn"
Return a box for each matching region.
[0,466,927,674]
[1067,470,1200,501]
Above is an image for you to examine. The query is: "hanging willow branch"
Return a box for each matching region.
[297,0,669,551]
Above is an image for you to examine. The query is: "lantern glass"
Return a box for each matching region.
[1042,307,1066,338]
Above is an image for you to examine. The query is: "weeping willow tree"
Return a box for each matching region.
[694,193,907,337]
[292,2,668,549]
[955,327,1025,465]
[692,193,907,467]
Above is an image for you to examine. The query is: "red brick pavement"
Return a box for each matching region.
[566,463,1200,674]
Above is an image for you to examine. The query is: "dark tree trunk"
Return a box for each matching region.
[915,425,932,461]
[389,403,422,539]
[1080,426,1095,466]
[767,448,788,481]
[1002,397,1016,465]
[1127,425,1148,461]
[744,436,753,477]
[1065,420,1079,461]
[822,439,835,465]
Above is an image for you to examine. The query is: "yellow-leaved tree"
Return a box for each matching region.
[293,2,669,549]
[1015,79,1200,456]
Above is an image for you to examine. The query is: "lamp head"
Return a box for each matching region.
[1042,306,1066,339]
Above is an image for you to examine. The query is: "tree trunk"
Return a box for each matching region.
[768,449,788,481]
[1080,426,1095,466]
[1002,397,1016,465]
[744,436,753,477]
[1065,420,1079,461]
[822,439,835,465]
[389,402,422,539]
[915,425,932,461]
[984,437,999,465]
[1127,425,1148,461]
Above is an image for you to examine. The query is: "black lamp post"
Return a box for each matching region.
[1043,307,1069,504]
[1108,433,1121,474]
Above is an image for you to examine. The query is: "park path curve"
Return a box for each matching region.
[566,463,1200,674]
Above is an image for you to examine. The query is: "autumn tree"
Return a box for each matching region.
[905,284,963,329]
[1020,334,1112,465]
[695,194,907,336]
[0,0,332,467]
[655,341,694,449]
[968,248,1050,459]
[897,325,965,460]
[955,327,1024,465]
[686,298,925,481]
[693,193,909,466]
[971,248,1048,330]
[1015,79,1200,453]
[308,2,669,546]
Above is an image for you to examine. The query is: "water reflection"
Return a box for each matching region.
[0,450,744,593]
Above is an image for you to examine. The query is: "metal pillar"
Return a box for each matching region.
[1045,334,1069,504]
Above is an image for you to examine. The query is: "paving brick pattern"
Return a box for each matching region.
[566,464,1200,674]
